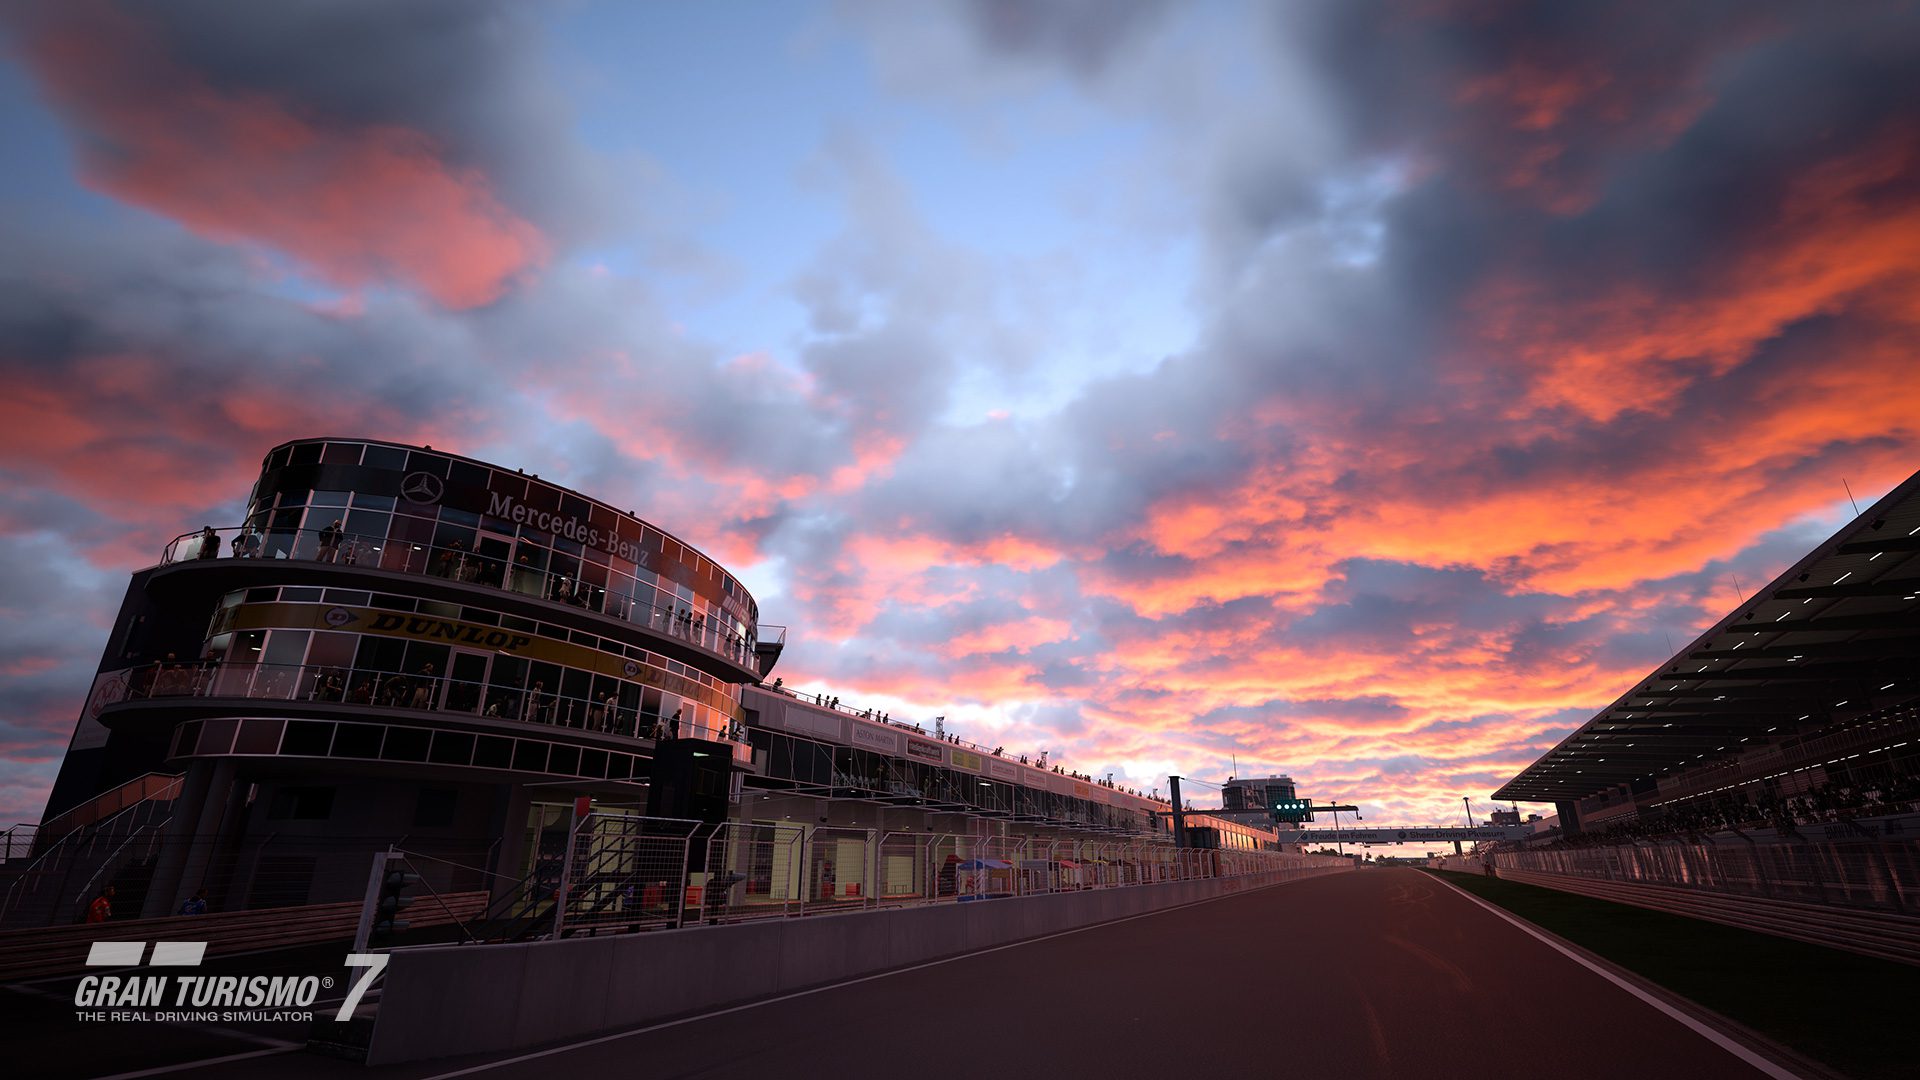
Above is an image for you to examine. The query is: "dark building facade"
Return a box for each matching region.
[45,438,773,918]
[35,437,1222,925]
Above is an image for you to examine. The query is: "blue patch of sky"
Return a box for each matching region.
[0,59,145,222]
[548,3,844,347]
[550,1,1199,421]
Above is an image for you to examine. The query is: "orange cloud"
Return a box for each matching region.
[13,2,545,308]
[940,616,1073,658]
[1473,127,1920,425]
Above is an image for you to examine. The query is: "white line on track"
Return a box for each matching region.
[421,870,1349,1079]
[86,1045,299,1080]
[1425,873,1807,1080]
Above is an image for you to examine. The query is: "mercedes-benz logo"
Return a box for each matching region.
[400,471,445,505]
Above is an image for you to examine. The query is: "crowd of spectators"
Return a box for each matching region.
[1544,773,1920,848]
[768,679,1169,804]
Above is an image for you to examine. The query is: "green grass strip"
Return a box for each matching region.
[1425,868,1919,1080]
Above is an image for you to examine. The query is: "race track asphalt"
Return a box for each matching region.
[325,867,1783,1080]
[8,868,1793,1079]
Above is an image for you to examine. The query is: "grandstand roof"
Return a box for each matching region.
[1494,468,1920,804]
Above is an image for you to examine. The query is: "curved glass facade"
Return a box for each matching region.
[178,438,763,674]
[195,585,743,742]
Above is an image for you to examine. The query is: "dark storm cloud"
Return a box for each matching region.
[4,0,1919,826]
[960,0,1174,80]
[0,214,482,417]
[0,534,119,780]
[74,0,626,245]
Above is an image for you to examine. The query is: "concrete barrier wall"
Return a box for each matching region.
[368,866,1349,1064]
[1493,866,1920,966]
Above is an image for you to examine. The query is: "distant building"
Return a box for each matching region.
[1222,775,1296,812]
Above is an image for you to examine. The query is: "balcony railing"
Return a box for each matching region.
[161,526,760,671]
[101,659,747,746]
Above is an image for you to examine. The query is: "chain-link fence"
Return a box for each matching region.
[697,822,808,922]
[486,812,1352,938]
[548,815,702,934]
[1492,839,1920,913]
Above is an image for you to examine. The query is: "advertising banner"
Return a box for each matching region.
[850,722,901,754]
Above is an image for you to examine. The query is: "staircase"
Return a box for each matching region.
[0,780,182,929]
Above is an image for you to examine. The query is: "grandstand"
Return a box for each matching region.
[1496,467,1920,847]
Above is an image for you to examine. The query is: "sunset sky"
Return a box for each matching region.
[2,1,1918,827]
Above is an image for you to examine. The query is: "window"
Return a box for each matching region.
[361,445,407,472]
[429,732,476,767]
[281,721,334,757]
[404,450,449,477]
[383,727,430,762]
[448,459,490,491]
[331,723,384,758]
[266,786,335,821]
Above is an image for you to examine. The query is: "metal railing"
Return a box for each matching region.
[160,525,761,670]
[757,685,1170,805]
[2,824,39,864]
[98,658,747,746]
[1492,839,1920,914]
[38,772,184,841]
[0,782,183,927]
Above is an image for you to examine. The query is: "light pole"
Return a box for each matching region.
[1461,796,1473,829]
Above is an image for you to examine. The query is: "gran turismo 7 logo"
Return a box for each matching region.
[76,942,387,1022]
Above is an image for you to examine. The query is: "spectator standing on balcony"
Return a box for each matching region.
[87,884,115,923]
[317,520,343,563]
[196,526,219,560]
[669,708,682,739]
[154,652,183,695]
[528,681,549,723]
[411,664,438,709]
